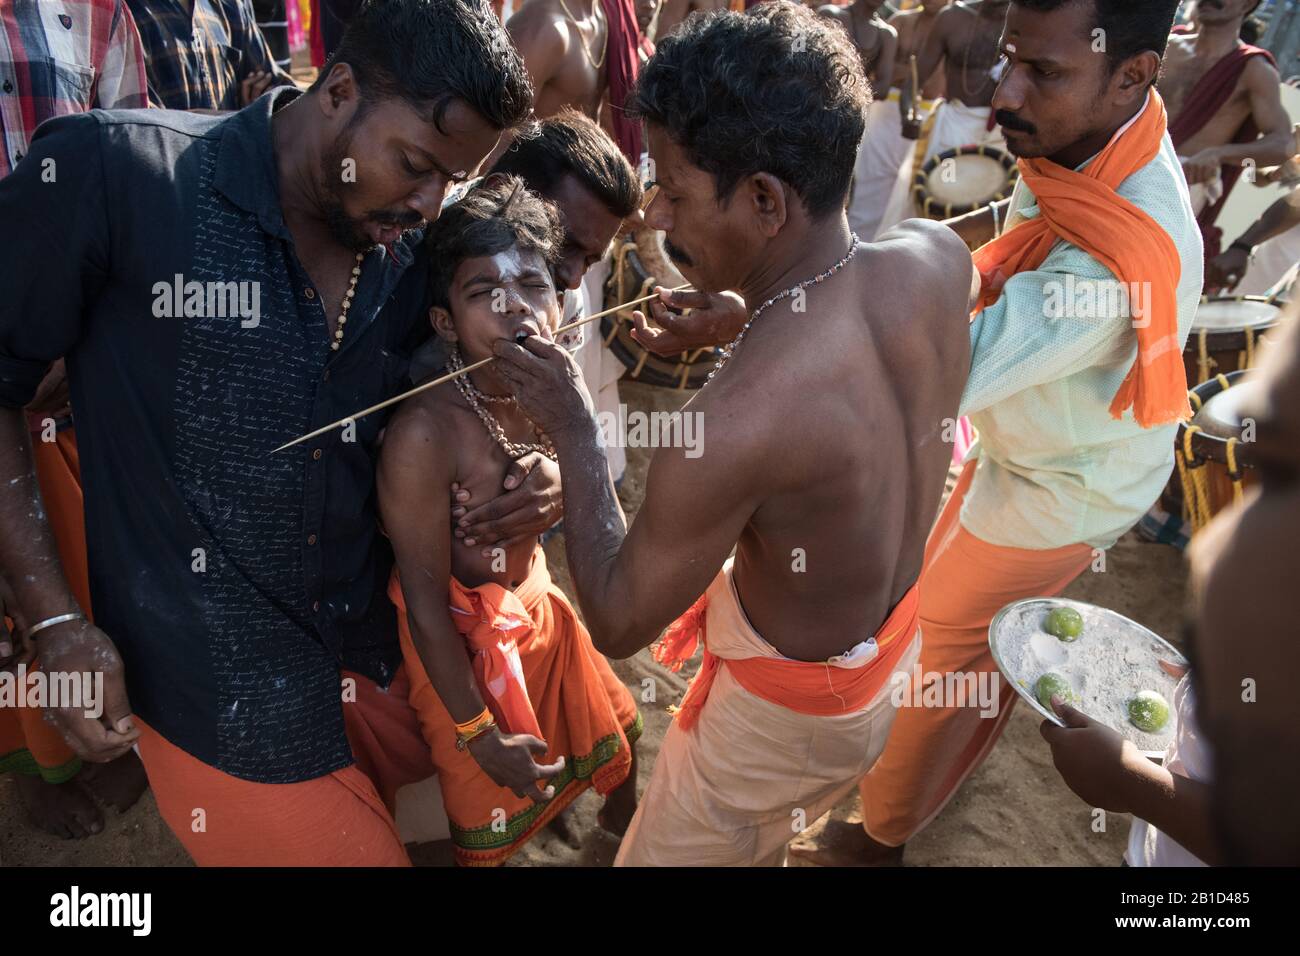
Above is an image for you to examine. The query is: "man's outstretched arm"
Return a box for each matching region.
[492,336,761,658]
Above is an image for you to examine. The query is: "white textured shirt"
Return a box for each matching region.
[959,127,1204,550]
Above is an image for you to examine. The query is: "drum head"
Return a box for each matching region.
[913,145,1017,219]
[1193,297,1282,333]
[925,154,1009,206]
[1192,378,1263,440]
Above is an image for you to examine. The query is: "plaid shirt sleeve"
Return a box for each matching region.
[95,0,150,109]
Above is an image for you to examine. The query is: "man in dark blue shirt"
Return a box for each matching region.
[0,0,555,865]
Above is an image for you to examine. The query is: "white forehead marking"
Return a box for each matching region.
[485,249,530,282]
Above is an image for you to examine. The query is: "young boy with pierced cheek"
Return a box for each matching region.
[377,176,641,867]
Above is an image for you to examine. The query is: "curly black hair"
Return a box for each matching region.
[628,2,870,219]
[424,174,565,311]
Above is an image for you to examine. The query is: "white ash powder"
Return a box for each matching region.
[994,600,1184,754]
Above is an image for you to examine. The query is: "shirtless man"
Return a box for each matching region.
[819,0,898,96]
[1191,307,1300,865]
[874,0,1010,234]
[845,0,949,238]
[887,0,948,101]
[492,2,973,866]
[1160,0,1293,264]
[901,0,1009,135]
[507,0,609,121]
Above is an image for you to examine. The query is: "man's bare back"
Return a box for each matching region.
[889,3,948,99]
[508,0,609,119]
[916,0,1008,109]
[680,220,972,661]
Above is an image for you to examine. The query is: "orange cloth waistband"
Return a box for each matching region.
[654,581,921,732]
[388,554,549,741]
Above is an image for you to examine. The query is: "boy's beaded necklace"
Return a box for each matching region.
[447,346,556,461]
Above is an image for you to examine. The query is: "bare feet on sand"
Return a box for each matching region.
[14,773,104,839]
[596,779,637,837]
[80,750,148,812]
[545,808,583,848]
[596,742,638,837]
[787,819,906,867]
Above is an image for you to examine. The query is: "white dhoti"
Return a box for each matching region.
[849,90,938,240]
[1236,220,1300,296]
[614,560,922,867]
[559,257,628,482]
[874,99,1006,239]
[1182,165,1225,218]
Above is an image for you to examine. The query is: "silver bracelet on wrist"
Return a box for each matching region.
[25,611,85,638]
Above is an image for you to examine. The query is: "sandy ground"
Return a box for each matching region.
[0,378,1189,867]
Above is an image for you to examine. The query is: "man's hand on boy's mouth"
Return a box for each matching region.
[491,334,594,438]
[450,452,564,553]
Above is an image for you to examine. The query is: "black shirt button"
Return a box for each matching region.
[307,533,317,545]
[312,448,322,461]
[2,80,12,93]
[304,288,316,299]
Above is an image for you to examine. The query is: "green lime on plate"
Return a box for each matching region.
[1034,672,1073,709]
[1045,606,1084,642]
[1128,690,1170,733]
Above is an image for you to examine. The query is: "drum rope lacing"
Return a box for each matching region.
[704,233,862,387]
[1177,373,1246,533]
[1196,326,1258,385]
[606,234,706,389]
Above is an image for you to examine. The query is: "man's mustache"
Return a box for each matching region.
[368,210,423,229]
[995,110,1037,135]
[664,238,694,268]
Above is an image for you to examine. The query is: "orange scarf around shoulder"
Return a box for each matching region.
[973,89,1189,428]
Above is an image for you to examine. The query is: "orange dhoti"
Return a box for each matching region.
[858,461,1094,846]
[390,549,641,867]
[0,424,89,784]
[136,715,412,867]
[136,663,445,866]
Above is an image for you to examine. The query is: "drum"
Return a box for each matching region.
[1184,294,1287,386]
[911,144,1018,221]
[1173,371,1261,534]
[601,228,717,390]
